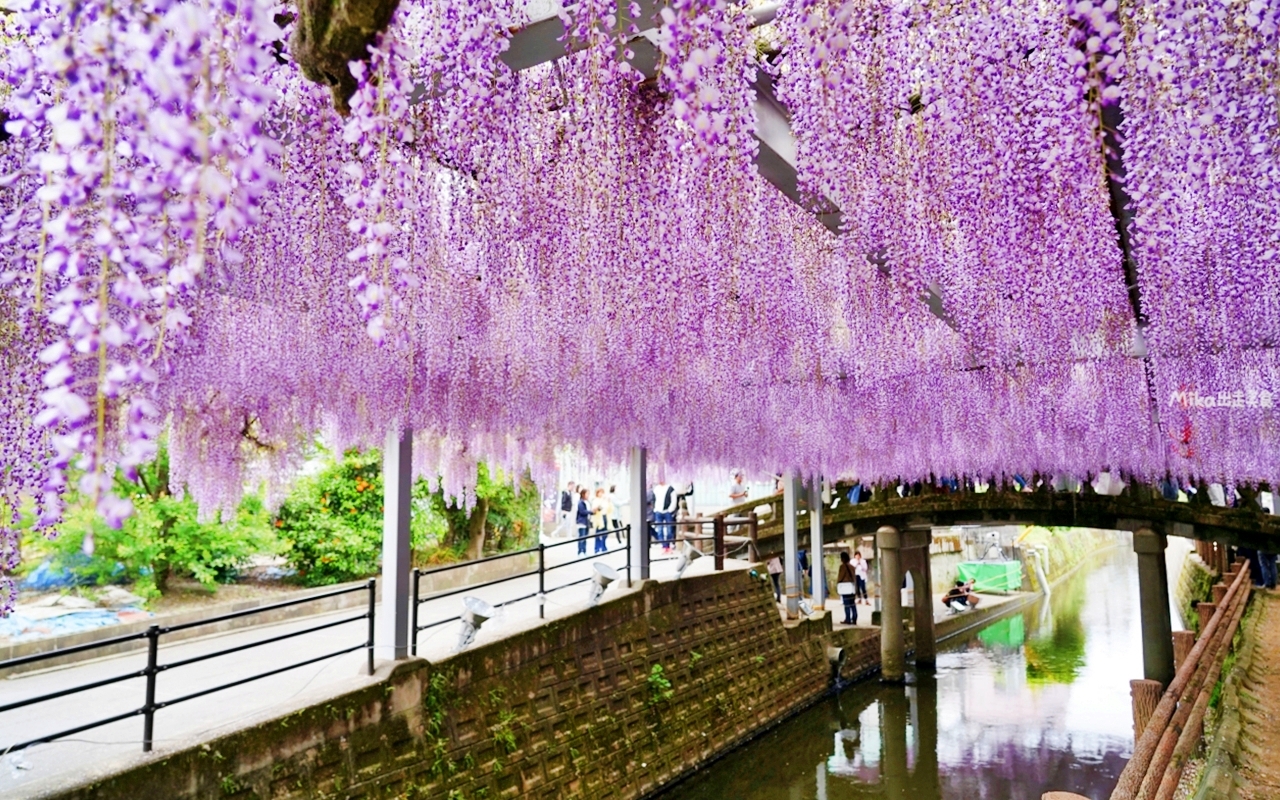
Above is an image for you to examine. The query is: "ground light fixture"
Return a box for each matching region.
[675,540,704,578]
[455,596,495,653]
[587,563,619,607]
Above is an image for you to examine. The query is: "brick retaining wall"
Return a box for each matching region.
[43,570,882,800]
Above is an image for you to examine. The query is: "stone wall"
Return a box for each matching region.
[1019,528,1127,594]
[1174,552,1219,633]
[47,570,880,800]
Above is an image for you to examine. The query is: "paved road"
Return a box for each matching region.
[0,539,734,798]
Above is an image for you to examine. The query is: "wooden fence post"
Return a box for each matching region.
[1172,630,1196,673]
[1130,679,1163,740]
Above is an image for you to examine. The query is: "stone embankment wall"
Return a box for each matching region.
[1173,553,1219,633]
[1192,590,1265,799]
[1020,528,1127,594]
[50,571,882,800]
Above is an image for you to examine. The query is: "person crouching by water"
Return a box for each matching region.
[942,579,980,614]
[836,551,858,626]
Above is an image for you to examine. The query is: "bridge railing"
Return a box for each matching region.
[1110,559,1252,800]
[0,579,376,755]
[655,514,760,568]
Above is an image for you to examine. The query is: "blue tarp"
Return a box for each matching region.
[20,560,91,591]
[0,608,149,642]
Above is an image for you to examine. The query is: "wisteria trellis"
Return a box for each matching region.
[0,0,1277,609]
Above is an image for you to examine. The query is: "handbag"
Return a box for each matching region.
[837,581,856,596]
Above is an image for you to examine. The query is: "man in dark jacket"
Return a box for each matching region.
[557,481,576,537]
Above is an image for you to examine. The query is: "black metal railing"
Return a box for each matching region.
[0,579,376,754]
[410,526,631,655]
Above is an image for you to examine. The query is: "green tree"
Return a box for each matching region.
[427,462,540,561]
[274,452,540,584]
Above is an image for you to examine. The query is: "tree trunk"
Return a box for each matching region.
[464,498,490,561]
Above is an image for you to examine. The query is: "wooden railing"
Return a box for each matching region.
[1110,559,1252,800]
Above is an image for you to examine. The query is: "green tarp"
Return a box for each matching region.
[957,560,1023,593]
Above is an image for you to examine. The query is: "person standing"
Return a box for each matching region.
[575,488,592,555]
[852,550,869,604]
[837,551,858,626]
[653,481,677,552]
[1262,551,1278,590]
[593,487,610,553]
[609,484,625,543]
[558,481,576,537]
[729,471,748,506]
[766,555,784,602]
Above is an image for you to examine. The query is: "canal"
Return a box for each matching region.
[662,547,1147,800]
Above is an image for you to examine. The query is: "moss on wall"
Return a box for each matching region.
[48,571,880,800]
[1175,553,1219,633]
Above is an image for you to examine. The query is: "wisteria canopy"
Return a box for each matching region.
[0,0,1277,587]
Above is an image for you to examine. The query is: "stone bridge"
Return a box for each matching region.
[728,482,1280,551]
[710,478,1277,691]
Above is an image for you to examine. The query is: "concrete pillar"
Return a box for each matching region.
[629,446,649,581]
[809,475,826,609]
[379,425,413,661]
[879,525,905,682]
[783,471,801,619]
[1134,529,1175,686]
[912,538,937,666]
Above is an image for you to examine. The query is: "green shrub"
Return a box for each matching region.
[25,442,276,599]
[274,450,386,586]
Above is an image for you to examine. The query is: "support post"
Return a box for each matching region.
[629,446,649,581]
[747,512,760,563]
[379,425,413,661]
[142,624,159,752]
[1172,630,1195,672]
[1133,528,1175,686]
[911,536,937,666]
[713,514,725,571]
[1130,678,1163,740]
[1196,602,1218,633]
[879,525,905,682]
[808,476,826,609]
[783,471,801,619]
[1212,583,1228,604]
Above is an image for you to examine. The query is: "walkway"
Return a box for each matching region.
[1,543,743,799]
[811,590,1026,630]
[1236,591,1280,798]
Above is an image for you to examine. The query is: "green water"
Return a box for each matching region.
[661,547,1143,800]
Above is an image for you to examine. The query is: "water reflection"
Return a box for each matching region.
[663,548,1141,800]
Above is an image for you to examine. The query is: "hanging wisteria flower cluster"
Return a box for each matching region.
[1,0,1277,611]
[1,0,279,531]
